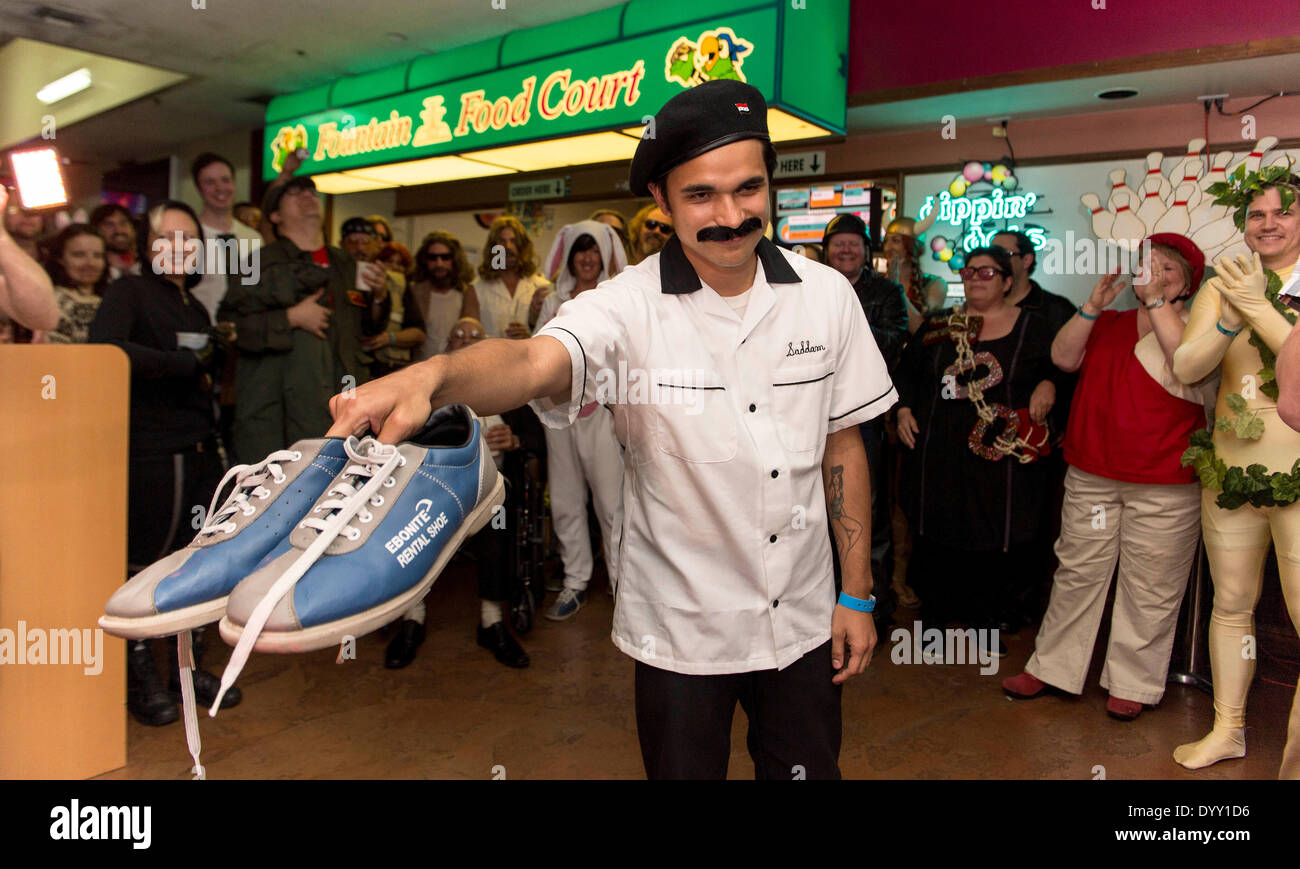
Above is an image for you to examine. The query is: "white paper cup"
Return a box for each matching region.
[176,331,210,351]
[355,262,379,292]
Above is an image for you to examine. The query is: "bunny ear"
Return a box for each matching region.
[545,228,568,280]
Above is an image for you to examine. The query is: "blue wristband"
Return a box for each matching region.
[1077,305,1099,321]
[837,592,876,612]
[1215,320,1242,337]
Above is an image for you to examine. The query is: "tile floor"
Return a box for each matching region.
[96,556,1294,780]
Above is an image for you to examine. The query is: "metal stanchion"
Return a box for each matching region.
[1168,535,1213,693]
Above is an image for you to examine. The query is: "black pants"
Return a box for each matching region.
[126,443,226,574]
[831,419,895,620]
[909,535,1039,630]
[634,640,842,780]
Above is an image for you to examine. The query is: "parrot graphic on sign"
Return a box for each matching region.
[664,27,753,88]
[270,125,309,173]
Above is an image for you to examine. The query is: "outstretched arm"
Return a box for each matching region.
[327,334,572,443]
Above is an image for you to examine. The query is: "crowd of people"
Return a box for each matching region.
[3,137,1299,779]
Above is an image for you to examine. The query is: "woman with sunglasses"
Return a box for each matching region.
[894,246,1061,654]
[1003,233,1215,720]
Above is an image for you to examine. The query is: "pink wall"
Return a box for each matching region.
[850,0,1300,95]
[819,94,1300,176]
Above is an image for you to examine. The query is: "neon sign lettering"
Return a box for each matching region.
[918,189,1038,226]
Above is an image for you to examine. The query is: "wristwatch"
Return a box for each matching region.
[1144,296,1166,310]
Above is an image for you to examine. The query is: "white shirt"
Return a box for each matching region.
[530,235,896,674]
[192,220,264,323]
[411,283,464,360]
[473,273,549,338]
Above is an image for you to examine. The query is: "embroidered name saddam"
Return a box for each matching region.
[384,498,450,567]
[786,339,826,356]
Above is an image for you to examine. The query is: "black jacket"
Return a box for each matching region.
[88,272,218,455]
[849,269,909,373]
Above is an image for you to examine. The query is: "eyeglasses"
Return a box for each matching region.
[426,253,453,262]
[959,266,1009,281]
[644,219,673,234]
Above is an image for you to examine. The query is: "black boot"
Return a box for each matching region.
[477,621,529,668]
[127,640,179,727]
[168,633,241,709]
[385,619,426,669]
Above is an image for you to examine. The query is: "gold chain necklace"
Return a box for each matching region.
[947,307,1044,464]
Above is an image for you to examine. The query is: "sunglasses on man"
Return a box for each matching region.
[644,219,673,235]
[425,252,454,262]
[959,265,1010,281]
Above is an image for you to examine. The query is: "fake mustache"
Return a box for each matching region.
[696,216,763,243]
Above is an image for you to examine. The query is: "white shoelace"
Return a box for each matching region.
[197,449,303,539]
[210,437,404,715]
[176,630,205,780]
[176,450,297,781]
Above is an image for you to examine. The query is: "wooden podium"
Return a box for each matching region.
[0,345,129,779]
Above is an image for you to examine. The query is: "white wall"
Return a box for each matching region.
[168,127,257,212]
[903,147,1300,307]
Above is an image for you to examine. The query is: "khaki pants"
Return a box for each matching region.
[1026,467,1201,704]
[1200,491,1300,779]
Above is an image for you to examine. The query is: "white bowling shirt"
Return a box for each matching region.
[473,273,550,338]
[530,235,896,674]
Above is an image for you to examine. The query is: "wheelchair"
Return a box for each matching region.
[507,447,550,635]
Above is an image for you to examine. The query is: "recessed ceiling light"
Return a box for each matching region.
[37,68,92,104]
[1096,87,1139,100]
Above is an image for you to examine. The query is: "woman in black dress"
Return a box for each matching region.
[895,246,1061,653]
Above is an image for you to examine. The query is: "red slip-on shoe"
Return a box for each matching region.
[1106,695,1143,721]
[1002,671,1047,699]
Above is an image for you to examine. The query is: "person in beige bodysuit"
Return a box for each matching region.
[1171,178,1300,778]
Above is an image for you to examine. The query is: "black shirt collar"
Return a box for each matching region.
[1017,279,1045,309]
[658,233,800,295]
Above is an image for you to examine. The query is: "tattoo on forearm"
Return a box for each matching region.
[828,464,863,555]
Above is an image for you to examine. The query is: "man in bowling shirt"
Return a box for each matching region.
[328,80,894,779]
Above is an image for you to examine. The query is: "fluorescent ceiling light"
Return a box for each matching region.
[467,131,641,172]
[37,68,91,104]
[344,155,516,185]
[310,173,398,194]
[768,109,835,143]
[307,114,836,194]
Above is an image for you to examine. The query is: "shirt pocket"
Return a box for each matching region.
[772,359,836,452]
[652,371,737,463]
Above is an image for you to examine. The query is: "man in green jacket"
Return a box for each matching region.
[218,177,391,462]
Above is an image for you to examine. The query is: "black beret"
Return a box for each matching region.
[822,213,870,248]
[629,80,770,197]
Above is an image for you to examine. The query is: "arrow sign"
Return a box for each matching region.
[774,150,826,179]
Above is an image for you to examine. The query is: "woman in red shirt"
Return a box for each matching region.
[1002,234,1216,720]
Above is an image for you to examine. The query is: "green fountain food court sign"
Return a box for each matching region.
[261,0,848,182]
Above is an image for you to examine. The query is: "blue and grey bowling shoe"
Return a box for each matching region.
[99,439,350,640]
[213,405,504,704]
